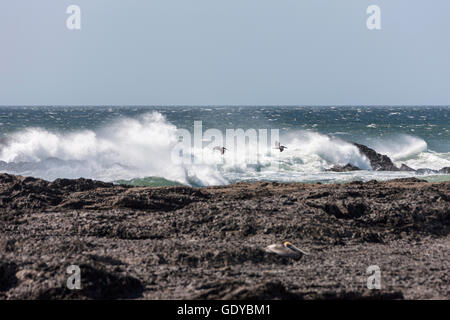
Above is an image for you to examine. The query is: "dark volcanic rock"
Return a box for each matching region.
[322,201,368,219]
[416,168,439,175]
[440,167,450,174]
[0,173,449,300]
[0,262,18,292]
[0,173,208,213]
[352,142,399,171]
[195,281,302,300]
[36,264,144,300]
[194,280,404,300]
[399,164,416,172]
[351,143,449,174]
[326,163,361,172]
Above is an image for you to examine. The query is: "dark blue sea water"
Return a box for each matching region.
[0,106,449,185]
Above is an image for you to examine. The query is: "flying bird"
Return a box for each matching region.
[214,146,227,155]
[264,241,309,260]
[274,141,287,152]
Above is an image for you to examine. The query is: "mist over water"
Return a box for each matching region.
[0,112,226,185]
[0,106,449,186]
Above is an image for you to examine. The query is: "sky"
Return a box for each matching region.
[0,0,449,106]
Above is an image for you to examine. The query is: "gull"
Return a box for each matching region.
[214,146,227,155]
[274,141,287,152]
[265,241,309,260]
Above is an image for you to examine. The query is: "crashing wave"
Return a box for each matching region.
[0,112,448,186]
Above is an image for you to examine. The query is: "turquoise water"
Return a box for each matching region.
[0,106,449,186]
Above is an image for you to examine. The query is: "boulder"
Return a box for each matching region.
[326,163,361,172]
[399,164,416,172]
[439,167,450,174]
[416,168,439,175]
[351,142,398,171]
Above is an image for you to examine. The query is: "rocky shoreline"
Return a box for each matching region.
[0,173,449,299]
[326,142,450,174]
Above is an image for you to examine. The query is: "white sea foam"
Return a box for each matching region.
[399,151,450,170]
[370,134,428,160]
[0,113,448,185]
[0,112,226,185]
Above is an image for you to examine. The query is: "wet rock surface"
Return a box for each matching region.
[326,142,450,174]
[325,164,361,172]
[440,167,450,174]
[352,142,399,171]
[0,173,449,299]
[399,164,416,172]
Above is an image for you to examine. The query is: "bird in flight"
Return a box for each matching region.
[214,146,227,155]
[274,141,287,152]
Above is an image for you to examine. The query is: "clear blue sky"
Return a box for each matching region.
[1,0,449,106]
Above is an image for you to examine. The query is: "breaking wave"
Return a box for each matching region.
[0,112,226,186]
[368,134,450,170]
[0,112,448,186]
[371,135,428,160]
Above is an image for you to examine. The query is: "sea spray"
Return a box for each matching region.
[370,134,428,160]
[0,110,449,186]
[0,112,226,185]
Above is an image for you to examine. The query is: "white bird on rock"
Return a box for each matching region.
[265,241,309,260]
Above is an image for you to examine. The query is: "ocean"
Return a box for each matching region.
[0,106,449,186]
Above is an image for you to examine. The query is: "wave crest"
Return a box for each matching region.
[370,135,428,160]
[0,114,447,185]
[0,112,226,186]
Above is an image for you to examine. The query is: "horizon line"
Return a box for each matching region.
[0,104,449,108]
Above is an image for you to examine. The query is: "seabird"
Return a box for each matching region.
[274,141,287,152]
[214,146,227,155]
[265,241,309,260]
